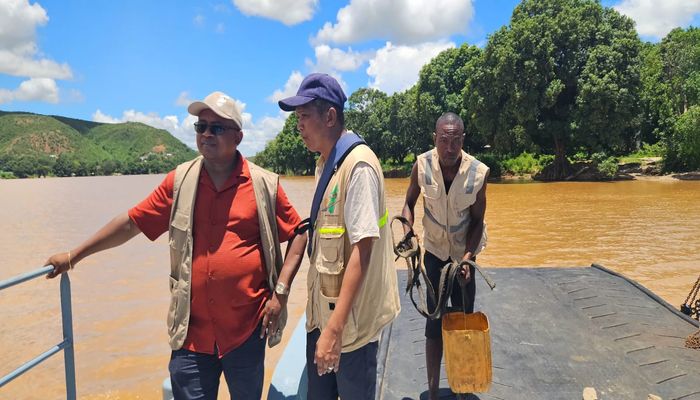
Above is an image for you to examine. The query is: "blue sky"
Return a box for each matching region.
[1,0,699,156]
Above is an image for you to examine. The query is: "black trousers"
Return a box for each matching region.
[424,251,476,339]
[306,329,378,400]
[168,325,265,400]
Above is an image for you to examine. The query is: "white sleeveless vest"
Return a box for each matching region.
[417,148,489,261]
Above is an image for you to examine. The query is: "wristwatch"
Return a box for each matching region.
[275,282,289,296]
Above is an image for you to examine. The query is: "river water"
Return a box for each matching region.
[1,175,698,399]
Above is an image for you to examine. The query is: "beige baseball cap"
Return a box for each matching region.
[188,91,243,129]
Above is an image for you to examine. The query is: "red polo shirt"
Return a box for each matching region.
[128,155,301,357]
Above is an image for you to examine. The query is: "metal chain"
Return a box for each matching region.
[681,275,700,320]
[684,275,700,305]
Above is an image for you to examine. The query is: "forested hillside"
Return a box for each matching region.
[0,112,196,178]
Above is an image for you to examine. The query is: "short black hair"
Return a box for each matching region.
[435,112,464,133]
[310,98,345,127]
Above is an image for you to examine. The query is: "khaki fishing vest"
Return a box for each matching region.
[417,148,489,262]
[307,144,401,352]
[167,156,286,350]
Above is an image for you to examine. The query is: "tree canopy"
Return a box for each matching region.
[252,1,700,176]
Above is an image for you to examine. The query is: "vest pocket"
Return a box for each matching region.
[316,229,345,297]
[169,211,189,267]
[167,276,179,334]
[318,291,358,345]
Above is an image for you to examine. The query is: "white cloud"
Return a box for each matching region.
[14,77,59,102]
[268,71,304,103]
[0,50,72,79]
[614,0,700,38]
[233,98,287,155]
[232,0,318,26]
[267,69,350,106]
[93,98,288,156]
[0,0,47,53]
[193,14,205,26]
[216,23,225,33]
[313,0,474,45]
[238,112,287,156]
[175,91,192,106]
[366,41,454,95]
[0,0,73,105]
[305,45,374,73]
[0,77,60,104]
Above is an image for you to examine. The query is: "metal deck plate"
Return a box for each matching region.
[378,266,700,400]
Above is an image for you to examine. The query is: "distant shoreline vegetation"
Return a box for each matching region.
[0,112,197,179]
[253,1,700,181]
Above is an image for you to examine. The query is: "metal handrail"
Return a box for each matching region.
[0,265,77,399]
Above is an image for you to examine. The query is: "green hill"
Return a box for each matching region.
[0,111,197,178]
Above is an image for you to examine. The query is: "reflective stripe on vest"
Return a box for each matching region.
[317,209,388,235]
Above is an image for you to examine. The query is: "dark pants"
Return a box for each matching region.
[424,251,476,339]
[168,326,265,400]
[306,329,378,400]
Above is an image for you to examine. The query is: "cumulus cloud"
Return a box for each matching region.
[268,71,304,103]
[94,95,287,156]
[14,77,59,102]
[0,0,73,104]
[238,112,287,156]
[0,50,72,79]
[267,69,350,106]
[313,0,474,45]
[0,77,60,104]
[233,0,318,26]
[305,45,374,73]
[235,98,287,155]
[614,0,700,38]
[366,41,454,95]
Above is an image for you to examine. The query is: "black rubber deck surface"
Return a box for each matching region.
[377,266,700,400]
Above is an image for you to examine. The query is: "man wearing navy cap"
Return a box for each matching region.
[279,73,400,400]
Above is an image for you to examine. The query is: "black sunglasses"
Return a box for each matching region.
[194,122,239,136]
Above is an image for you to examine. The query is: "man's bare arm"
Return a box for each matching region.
[261,231,308,337]
[45,212,142,278]
[401,163,421,233]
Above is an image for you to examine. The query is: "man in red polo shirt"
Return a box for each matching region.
[45,91,307,400]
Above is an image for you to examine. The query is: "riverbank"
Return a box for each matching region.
[382,154,700,182]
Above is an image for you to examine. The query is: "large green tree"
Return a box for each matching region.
[346,88,390,157]
[468,0,642,179]
[417,43,486,153]
[254,114,316,175]
[639,42,675,145]
[660,27,700,116]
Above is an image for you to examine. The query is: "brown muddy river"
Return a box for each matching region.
[1,175,698,399]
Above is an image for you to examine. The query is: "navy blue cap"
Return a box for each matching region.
[278,73,347,112]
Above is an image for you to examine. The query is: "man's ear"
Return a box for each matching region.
[326,107,338,127]
[432,131,437,144]
[235,130,244,145]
